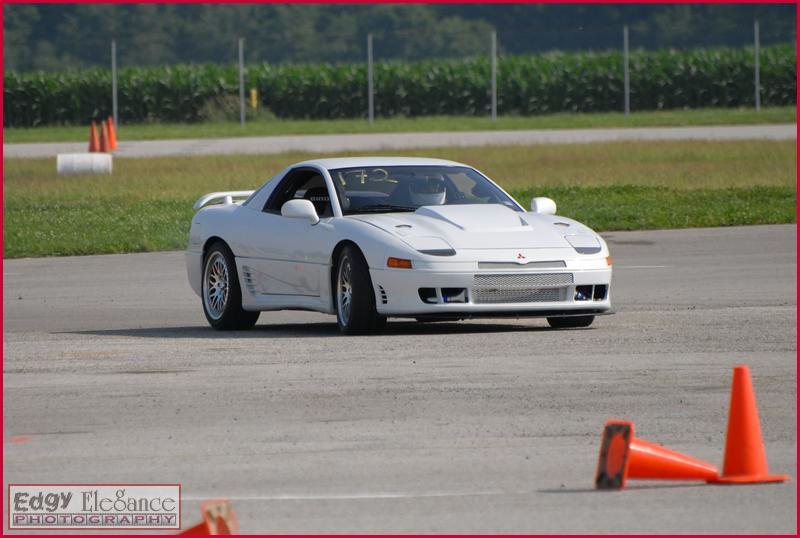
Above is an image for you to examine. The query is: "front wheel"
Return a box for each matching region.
[202,241,260,330]
[335,245,386,335]
[547,315,595,329]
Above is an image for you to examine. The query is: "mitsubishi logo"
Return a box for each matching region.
[516,253,526,261]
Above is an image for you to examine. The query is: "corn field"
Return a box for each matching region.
[3,44,795,127]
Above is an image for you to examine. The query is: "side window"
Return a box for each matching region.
[264,169,333,217]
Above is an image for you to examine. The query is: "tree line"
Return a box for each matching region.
[6,45,795,127]
[4,4,795,72]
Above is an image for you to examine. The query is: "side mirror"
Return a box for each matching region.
[281,199,319,224]
[530,197,557,215]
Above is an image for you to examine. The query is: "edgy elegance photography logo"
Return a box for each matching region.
[8,484,181,530]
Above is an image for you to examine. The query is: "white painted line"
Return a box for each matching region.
[615,265,672,269]
[183,490,524,502]
[5,124,795,159]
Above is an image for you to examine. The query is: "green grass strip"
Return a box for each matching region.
[4,186,794,258]
[512,185,796,232]
[4,107,796,144]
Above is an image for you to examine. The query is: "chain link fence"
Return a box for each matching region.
[3,11,796,127]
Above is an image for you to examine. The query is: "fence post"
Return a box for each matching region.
[491,30,497,122]
[367,33,374,124]
[623,25,630,116]
[754,19,761,112]
[111,40,118,128]
[238,37,246,127]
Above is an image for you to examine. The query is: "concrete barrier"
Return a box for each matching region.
[56,153,112,175]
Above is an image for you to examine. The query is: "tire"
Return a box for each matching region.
[335,245,387,335]
[547,315,595,329]
[202,241,260,330]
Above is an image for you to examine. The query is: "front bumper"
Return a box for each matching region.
[370,263,612,316]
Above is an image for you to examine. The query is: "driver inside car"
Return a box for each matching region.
[408,175,447,206]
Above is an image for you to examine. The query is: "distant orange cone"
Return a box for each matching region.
[712,365,789,484]
[595,420,719,489]
[99,121,110,153]
[106,116,118,150]
[88,121,100,152]
[180,499,238,535]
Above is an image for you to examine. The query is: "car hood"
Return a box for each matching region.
[349,204,591,250]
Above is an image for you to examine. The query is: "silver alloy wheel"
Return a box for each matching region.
[337,256,353,326]
[203,251,229,320]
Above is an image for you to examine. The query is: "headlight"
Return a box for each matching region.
[565,234,602,254]
[403,236,456,257]
[417,248,456,256]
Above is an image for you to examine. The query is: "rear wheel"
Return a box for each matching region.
[335,245,386,335]
[547,315,595,329]
[202,241,260,330]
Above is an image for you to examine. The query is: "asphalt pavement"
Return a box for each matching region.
[3,225,796,533]
[3,123,796,159]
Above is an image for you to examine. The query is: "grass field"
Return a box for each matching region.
[4,107,796,144]
[3,140,796,258]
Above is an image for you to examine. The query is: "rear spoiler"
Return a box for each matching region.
[193,191,255,211]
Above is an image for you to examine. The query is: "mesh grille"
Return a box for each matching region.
[472,272,572,304]
[473,287,566,304]
[474,273,573,288]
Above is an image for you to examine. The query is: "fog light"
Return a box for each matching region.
[594,285,608,300]
[418,288,437,304]
[441,288,467,303]
[575,285,593,301]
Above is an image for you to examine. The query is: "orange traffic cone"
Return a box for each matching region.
[180,499,238,535]
[712,365,789,484]
[99,121,110,153]
[106,116,118,150]
[595,419,719,489]
[88,121,100,152]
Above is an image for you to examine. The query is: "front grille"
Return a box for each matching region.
[473,287,566,304]
[472,272,573,304]
[478,260,566,270]
[474,273,573,288]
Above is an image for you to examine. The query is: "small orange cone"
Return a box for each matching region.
[595,420,719,489]
[106,116,118,150]
[180,499,238,535]
[99,121,111,153]
[713,365,789,484]
[88,121,100,152]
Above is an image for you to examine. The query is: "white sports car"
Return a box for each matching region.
[186,157,612,334]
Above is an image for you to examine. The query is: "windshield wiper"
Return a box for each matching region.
[351,204,418,213]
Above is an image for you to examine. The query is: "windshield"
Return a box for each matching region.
[328,165,522,215]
